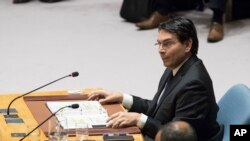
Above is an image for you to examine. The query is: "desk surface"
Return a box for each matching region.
[0,90,144,141]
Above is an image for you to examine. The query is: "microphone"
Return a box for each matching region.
[20,104,79,141]
[5,71,79,117]
[69,103,80,109]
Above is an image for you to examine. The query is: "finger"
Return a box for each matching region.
[107,115,117,123]
[118,121,127,128]
[108,118,121,129]
[87,93,99,100]
[107,120,114,128]
[107,112,121,122]
[99,96,116,104]
[94,97,99,101]
[88,92,105,100]
[99,98,109,104]
[112,120,121,128]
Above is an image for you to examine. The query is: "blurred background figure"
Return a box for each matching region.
[135,0,196,29]
[205,0,227,43]
[13,0,64,4]
[155,121,198,141]
[133,0,227,43]
[13,0,31,3]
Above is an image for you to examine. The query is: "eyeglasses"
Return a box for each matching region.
[155,40,177,50]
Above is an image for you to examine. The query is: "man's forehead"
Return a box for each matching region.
[157,31,177,41]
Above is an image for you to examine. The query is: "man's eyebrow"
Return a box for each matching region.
[157,38,172,42]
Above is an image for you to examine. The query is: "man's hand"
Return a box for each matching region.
[107,112,141,128]
[88,90,123,104]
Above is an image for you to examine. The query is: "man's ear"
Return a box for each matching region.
[185,39,192,52]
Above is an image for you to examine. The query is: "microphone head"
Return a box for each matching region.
[70,104,79,109]
[71,72,79,77]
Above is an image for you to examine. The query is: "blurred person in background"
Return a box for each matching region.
[135,0,227,43]
[13,0,64,4]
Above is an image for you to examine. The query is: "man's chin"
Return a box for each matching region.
[163,62,169,67]
[163,62,173,69]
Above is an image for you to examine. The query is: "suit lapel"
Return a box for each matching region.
[147,70,171,115]
[152,55,199,117]
[152,75,181,116]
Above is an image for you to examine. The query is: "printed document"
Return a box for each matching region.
[46,101,108,129]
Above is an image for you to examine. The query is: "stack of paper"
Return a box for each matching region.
[46,101,108,129]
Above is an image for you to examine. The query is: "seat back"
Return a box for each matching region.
[217,84,250,141]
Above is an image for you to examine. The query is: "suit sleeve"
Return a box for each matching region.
[129,95,152,114]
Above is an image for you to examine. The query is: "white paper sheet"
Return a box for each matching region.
[46,101,108,129]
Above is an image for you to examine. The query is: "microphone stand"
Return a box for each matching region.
[7,74,71,116]
[1,72,79,123]
[20,105,76,141]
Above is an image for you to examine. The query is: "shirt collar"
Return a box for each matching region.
[172,57,190,76]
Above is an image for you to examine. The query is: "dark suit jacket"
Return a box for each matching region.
[129,55,220,141]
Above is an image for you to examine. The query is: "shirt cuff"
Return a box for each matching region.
[137,113,147,129]
[122,93,133,110]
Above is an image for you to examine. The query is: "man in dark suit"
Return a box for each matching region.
[88,17,222,141]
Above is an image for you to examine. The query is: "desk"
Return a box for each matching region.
[0,90,144,141]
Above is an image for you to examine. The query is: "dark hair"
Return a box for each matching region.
[158,17,199,55]
[161,121,198,141]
